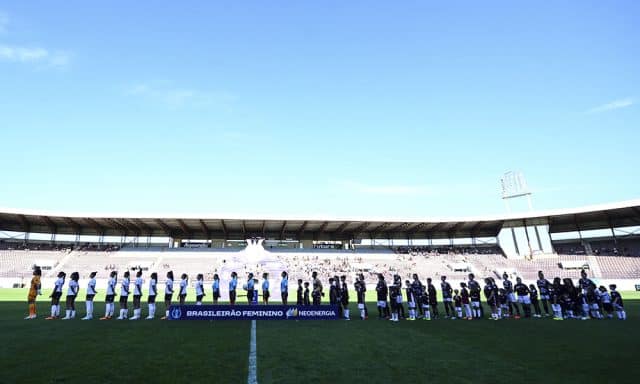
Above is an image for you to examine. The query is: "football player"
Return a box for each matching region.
[117,271,130,320]
[100,271,117,320]
[81,271,97,320]
[62,272,79,320]
[46,271,66,320]
[146,272,158,319]
[130,269,143,320]
[195,273,205,306]
[161,271,174,320]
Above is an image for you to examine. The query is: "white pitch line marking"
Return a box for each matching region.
[247,319,258,384]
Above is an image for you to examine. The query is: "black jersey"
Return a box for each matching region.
[483,285,495,303]
[376,280,388,301]
[585,289,597,304]
[460,288,470,304]
[551,283,564,303]
[514,283,529,296]
[529,286,539,300]
[297,285,303,305]
[536,279,551,295]
[303,288,310,305]
[389,283,400,301]
[341,282,349,305]
[421,287,429,306]
[411,280,423,300]
[405,287,415,303]
[427,284,437,303]
[354,280,366,304]
[453,295,462,307]
[503,279,513,293]
[329,285,338,305]
[469,282,481,301]
[578,277,595,292]
[610,291,624,307]
[441,281,453,298]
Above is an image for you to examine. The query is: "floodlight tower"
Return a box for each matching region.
[500,171,539,259]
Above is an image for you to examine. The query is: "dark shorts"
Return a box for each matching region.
[603,303,613,312]
[281,292,288,301]
[263,290,270,300]
[429,299,437,306]
[341,298,349,306]
[164,294,173,302]
[196,295,204,302]
[66,295,76,302]
[229,291,236,302]
[213,290,220,299]
[120,296,129,304]
[179,294,187,301]
[133,295,141,305]
[86,294,95,301]
[148,295,156,304]
[52,292,62,301]
[105,294,115,303]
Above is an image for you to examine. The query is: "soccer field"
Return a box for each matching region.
[1,289,639,384]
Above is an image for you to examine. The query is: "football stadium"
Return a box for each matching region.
[2,2,639,383]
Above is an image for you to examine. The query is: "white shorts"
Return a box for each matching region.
[517,296,531,305]
[407,301,416,309]
[396,296,403,304]
[471,301,480,308]
[590,303,600,310]
[507,293,516,303]
[443,297,452,302]
[540,294,550,300]
[378,301,387,308]
[358,303,365,310]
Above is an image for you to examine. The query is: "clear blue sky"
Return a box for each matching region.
[1,1,638,218]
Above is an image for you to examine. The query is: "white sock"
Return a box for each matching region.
[456,308,462,318]
[196,301,202,306]
[51,306,56,317]
[65,309,71,318]
[56,305,61,316]
[89,301,94,316]
[71,310,76,318]
[425,310,431,320]
[464,305,471,318]
[165,310,169,317]
[360,309,365,319]
[344,309,349,318]
[497,308,502,318]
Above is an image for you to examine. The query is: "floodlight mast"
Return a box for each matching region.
[501,171,533,213]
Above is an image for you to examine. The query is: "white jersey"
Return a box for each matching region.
[134,277,143,296]
[180,279,188,295]
[165,278,174,295]
[87,278,97,295]
[67,280,79,296]
[120,277,130,297]
[107,277,117,295]
[601,291,611,304]
[54,277,64,293]
[195,280,204,296]
[149,278,157,296]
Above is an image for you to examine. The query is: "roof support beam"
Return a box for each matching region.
[40,216,58,234]
[199,220,210,238]
[241,221,247,238]
[85,218,105,236]
[297,221,308,239]
[279,221,287,240]
[220,220,228,239]
[132,219,154,235]
[104,218,129,236]
[154,219,172,237]
[17,214,31,233]
[350,222,370,237]
[334,221,351,234]
[176,219,191,238]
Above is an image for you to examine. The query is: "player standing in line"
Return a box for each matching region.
[460,282,472,320]
[178,273,188,305]
[340,275,350,320]
[376,274,389,319]
[262,273,270,305]
[468,273,482,319]
[245,273,255,304]
[280,271,288,305]
[195,274,205,306]
[405,280,416,321]
[537,271,552,317]
[130,270,143,320]
[46,271,66,320]
[81,271,97,320]
[410,274,423,318]
[453,289,463,319]
[311,271,323,305]
[359,273,369,318]
[598,286,613,319]
[609,284,626,320]
[25,266,42,320]
[440,276,454,319]
[329,277,338,310]
[117,271,130,320]
[483,277,498,320]
[578,269,595,294]
[331,275,343,318]
[161,271,174,320]
[585,285,601,319]
[388,275,401,322]
[100,271,117,320]
[550,277,564,320]
[296,279,304,305]
[497,288,508,318]
[146,272,157,319]
[420,284,431,320]
[62,272,79,320]
[229,272,238,305]
[426,278,439,319]
[354,274,367,320]
[514,277,531,318]
[502,273,521,319]
[528,284,542,318]
[577,290,590,320]
[563,278,578,319]
[303,281,311,305]
[212,273,221,304]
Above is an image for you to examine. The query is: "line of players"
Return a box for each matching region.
[25,267,626,321]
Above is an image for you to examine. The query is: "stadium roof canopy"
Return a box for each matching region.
[0,199,639,241]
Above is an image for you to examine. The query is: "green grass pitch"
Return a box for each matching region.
[1,288,639,383]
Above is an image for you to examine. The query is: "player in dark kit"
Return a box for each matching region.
[502,273,520,319]
[460,282,472,320]
[376,274,390,319]
[411,274,424,318]
[453,289,463,319]
[329,277,338,309]
[340,275,350,320]
[484,278,499,320]
[467,273,483,319]
[388,275,401,322]
[354,274,367,320]
[514,277,531,318]
[426,278,439,319]
[405,280,417,320]
[550,277,564,320]
[529,284,542,318]
[609,284,626,320]
[311,271,323,305]
[303,282,311,306]
[296,279,304,305]
[536,271,552,317]
[441,276,454,318]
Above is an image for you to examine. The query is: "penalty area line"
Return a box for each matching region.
[247,319,258,384]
